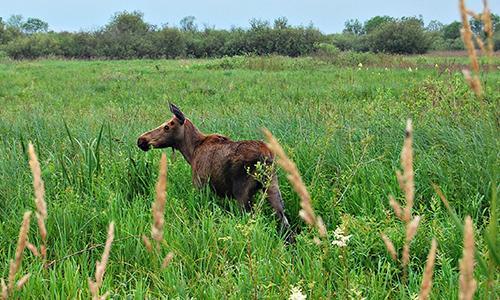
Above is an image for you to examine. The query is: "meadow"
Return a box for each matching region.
[0,54,498,299]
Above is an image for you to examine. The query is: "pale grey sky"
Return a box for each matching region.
[1,0,498,33]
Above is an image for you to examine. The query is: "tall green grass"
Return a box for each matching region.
[0,56,498,298]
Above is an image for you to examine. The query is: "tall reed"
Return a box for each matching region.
[1,211,32,300]
[381,120,422,284]
[459,216,476,300]
[418,239,437,300]
[88,222,115,300]
[27,143,48,265]
[263,128,326,238]
[459,0,494,97]
[142,153,175,268]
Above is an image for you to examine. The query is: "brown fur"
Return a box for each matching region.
[137,104,291,233]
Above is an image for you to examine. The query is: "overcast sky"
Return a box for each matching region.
[1,0,498,33]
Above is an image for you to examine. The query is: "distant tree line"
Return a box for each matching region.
[336,14,500,53]
[0,11,498,59]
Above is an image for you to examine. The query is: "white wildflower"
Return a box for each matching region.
[289,286,307,300]
[357,62,363,68]
[332,226,352,248]
[408,67,413,72]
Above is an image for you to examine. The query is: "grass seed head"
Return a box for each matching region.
[380,233,397,261]
[161,252,175,269]
[152,153,167,245]
[1,279,7,300]
[418,238,437,300]
[389,195,404,221]
[89,222,114,300]
[459,216,476,300]
[142,235,153,253]
[8,211,31,292]
[15,273,31,291]
[400,119,414,222]
[402,216,421,267]
[263,128,325,238]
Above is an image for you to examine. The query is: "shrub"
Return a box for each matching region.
[152,27,186,58]
[369,18,431,54]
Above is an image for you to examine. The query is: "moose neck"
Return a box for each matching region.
[175,119,205,165]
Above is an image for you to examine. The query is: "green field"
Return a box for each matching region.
[0,56,498,299]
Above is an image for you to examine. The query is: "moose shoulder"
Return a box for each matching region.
[137,103,291,234]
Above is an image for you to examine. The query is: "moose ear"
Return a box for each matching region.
[169,102,185,125]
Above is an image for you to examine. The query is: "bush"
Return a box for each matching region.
[152,27,186,58]
[369,18,431,54]
[5,33,63,59]
[314,43,340,57]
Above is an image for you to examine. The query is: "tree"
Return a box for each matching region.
[369,18,430,54]
[180,16,197,32]
[364,16,394,33]
[0,18,5,44]
[442,21,462,40]
[273,17,289,30]
[21,18,49,34]
[249,18,270,31]
[426,20,444,32]
[6,15,23,29]
[343,19,364,35]
[106,11,150,34]
[153,27,186,58]
[470,13,499,37]
[102,11,152,58]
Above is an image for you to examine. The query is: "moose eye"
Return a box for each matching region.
[163,125,170,131]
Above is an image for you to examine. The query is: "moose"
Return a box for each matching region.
[137,103,292,237]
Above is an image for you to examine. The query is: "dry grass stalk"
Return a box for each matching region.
[460,0,480,73]
[418,239,438,300]
[459,0,485,97]
[28,143,48,263]
[381,120,424,283]
[459,216,476,300]
[402,216,421,267]
[88,222,115,300]
[15,274,30,291]
[1,211,32,300]
[380,233,397,261]
[461,70,482,97]
[482,0,494,56]
[142,235,153,253]
[161,252,175,269]
[152,153,167,247]
[1,279,7,300]
[26,243,39,257]
[263,128,326,237]
[389,195,404,221]
[8,211,31,292]
[398,119,414,222]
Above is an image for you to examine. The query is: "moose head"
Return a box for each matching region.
[137,103,187,152]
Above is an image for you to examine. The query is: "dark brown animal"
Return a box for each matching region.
[137,103,291,233]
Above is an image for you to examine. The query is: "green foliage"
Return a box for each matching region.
[343,19,364,35]
[0,12,496,59]
[21,17,49,34]
[314,43,340,57]
[369,17,431,54]
[364,16,395,33]
[0,57,498,298]
[469,13,499,37]
[442,21,462,40]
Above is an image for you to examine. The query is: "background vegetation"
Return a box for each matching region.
[0,55,498,298]
[0,11,499,59]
